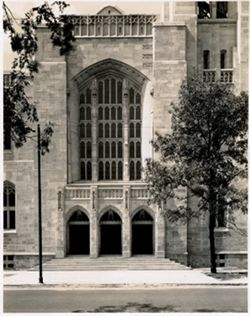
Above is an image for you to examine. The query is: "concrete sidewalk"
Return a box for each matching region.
[4,269,248,288]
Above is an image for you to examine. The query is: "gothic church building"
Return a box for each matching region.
[4,2,248,269]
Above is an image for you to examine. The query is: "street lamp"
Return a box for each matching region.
[37,124,43,283]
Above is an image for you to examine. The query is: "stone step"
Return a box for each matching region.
[30,256,190,271]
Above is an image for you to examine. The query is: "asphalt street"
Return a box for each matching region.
[4,286,247,313]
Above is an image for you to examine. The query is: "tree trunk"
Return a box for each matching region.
[209,189,217,273]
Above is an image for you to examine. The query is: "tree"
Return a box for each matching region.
[145,75,248,273]
[3,1,75,151]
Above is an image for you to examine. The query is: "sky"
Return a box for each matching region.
[3,0,164,70]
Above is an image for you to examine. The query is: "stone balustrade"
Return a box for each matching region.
[65,184,151,201]
[203,69,233,83]
[67,15,157,38]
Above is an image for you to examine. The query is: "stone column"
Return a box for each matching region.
[56,188,65,258]
[123,79,129,181]
[91,79,98,182]
[155,205,166,258]
[122,186,131,257]
[90,186,98,258]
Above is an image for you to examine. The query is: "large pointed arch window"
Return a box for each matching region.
[79,74,142,182]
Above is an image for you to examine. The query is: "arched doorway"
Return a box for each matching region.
[132,209,154,255]
[68,210,90,255]
[100,210,122,255]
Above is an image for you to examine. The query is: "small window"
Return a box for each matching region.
[4,181,16,230]
[4,126,11,150]
[203,50,210,69]
[217,2,228,19]
[3,255,14,270]
[198,2,211,19]
[220,50,227,69]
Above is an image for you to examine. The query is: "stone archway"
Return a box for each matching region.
[67,210,90,255]
[99,209,122,255]
[132,209,154,255]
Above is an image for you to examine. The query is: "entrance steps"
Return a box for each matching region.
[30,256,190,271]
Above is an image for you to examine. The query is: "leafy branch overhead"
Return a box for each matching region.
[3,1,75,148]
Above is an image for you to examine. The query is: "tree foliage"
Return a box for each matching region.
[3,1,75,149]
[145,75,248,272]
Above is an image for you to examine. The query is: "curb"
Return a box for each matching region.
[4,282,248,290]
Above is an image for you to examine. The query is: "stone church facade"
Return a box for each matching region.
[4,2,248,269]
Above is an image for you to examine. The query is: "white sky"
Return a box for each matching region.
[3,0,164,70]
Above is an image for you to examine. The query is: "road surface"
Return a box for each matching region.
[4,286,247,313]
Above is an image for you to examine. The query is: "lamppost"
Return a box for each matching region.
[37,124,43,283]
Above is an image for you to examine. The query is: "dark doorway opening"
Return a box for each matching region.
[100,210,122,255]
[68,210,90,255]
[132,210,154,255]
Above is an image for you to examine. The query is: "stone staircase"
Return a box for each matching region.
[30,256,190,271]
